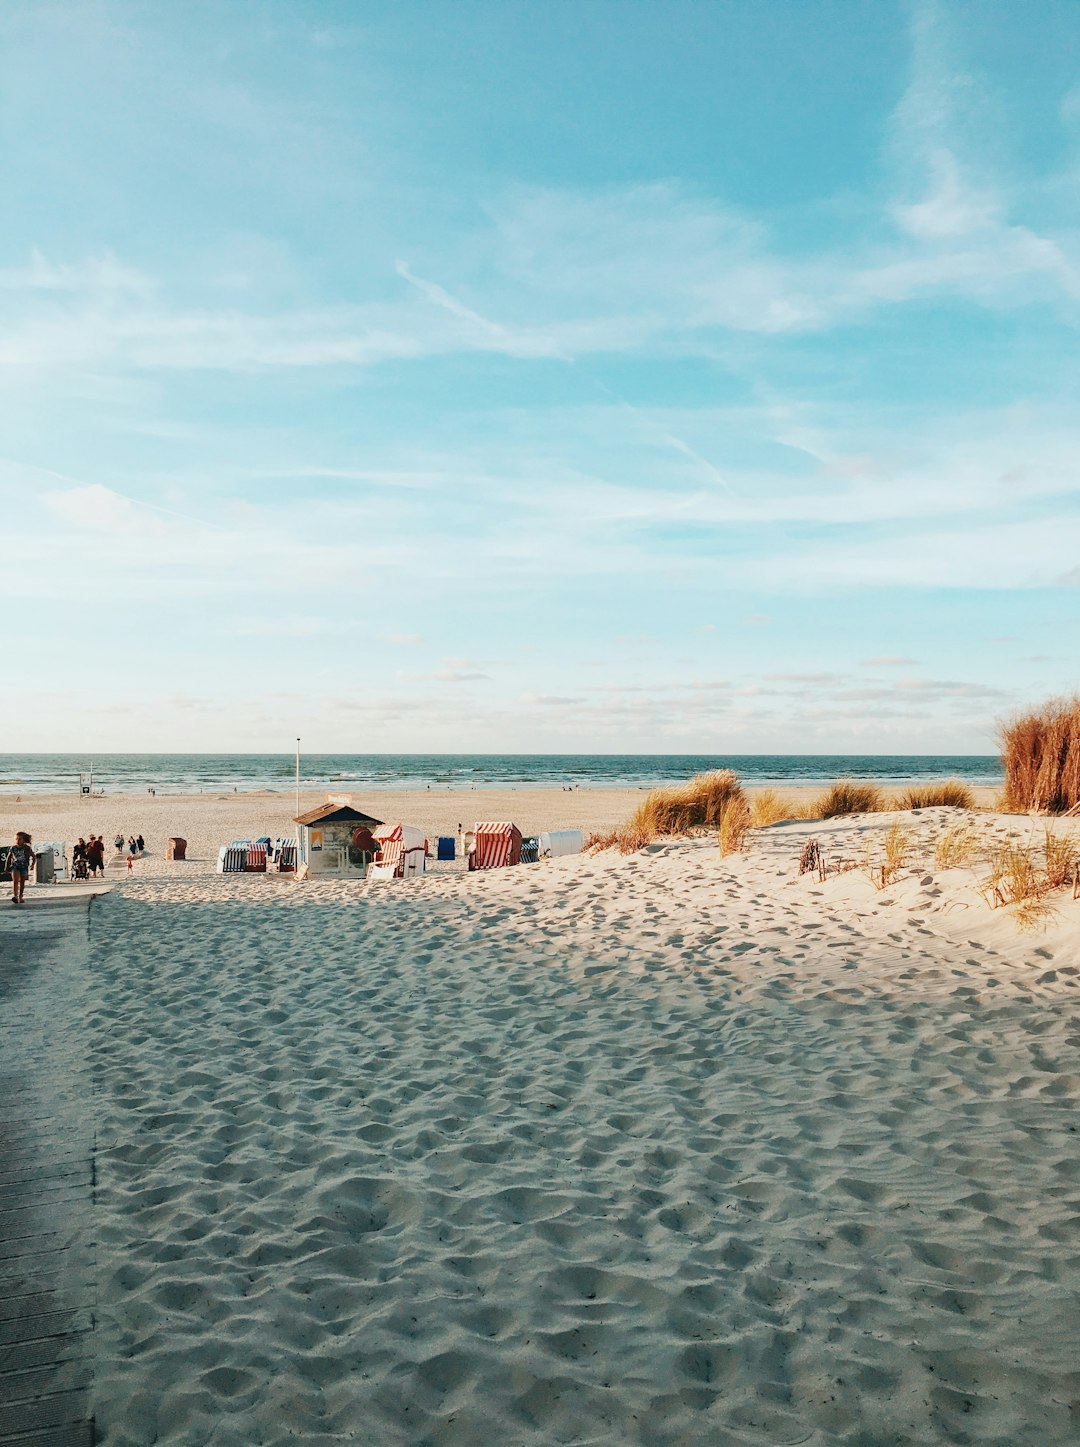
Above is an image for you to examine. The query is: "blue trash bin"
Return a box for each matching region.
[437,836,456,861]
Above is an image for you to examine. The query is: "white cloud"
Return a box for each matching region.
[40,483,167,537]
[0,249,153,295]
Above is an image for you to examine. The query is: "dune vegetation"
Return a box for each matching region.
[893,779,975,810]
[984,827,1080,926]
[585,771,749,855]
[750,788,801,826]
[1000,696,1080,814]
[811,779,886,818]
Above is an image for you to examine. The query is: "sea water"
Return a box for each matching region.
[0,753,1003,796]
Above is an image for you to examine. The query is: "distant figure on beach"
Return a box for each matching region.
[87,835,106,877]
[128,835,137,857]
[8,832,34,905]
[137,834,145,853]
[73,837,87,867]
[114,832,124,853]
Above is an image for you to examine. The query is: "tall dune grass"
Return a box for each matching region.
[585,770,749,855]
[718,797,751,856]
[750,788,806,826]
[893,779,975,810]
[1000,696,1080,813]
[812,779,885,818]
[628,770,747,836]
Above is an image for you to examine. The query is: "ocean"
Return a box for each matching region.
[0,753,1003,796]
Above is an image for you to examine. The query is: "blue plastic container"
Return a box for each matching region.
[436,836,456,861]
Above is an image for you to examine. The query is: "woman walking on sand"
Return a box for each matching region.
[8,832,35,905]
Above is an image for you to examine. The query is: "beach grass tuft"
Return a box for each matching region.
[583,824,653,856]
[934,825,981,869]
[882,822,911,884]
[811,778,886,818]
[718,797,751,856]
[628,770,747,837]
[751,788,801,827]
[983,826,1079,926]
[586,770,749,854]
[893,779,975,810]
[1000,695,1080,813]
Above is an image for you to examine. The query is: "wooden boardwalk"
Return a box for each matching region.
[0,902,96,1446]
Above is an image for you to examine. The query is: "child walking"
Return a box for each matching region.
[8,831,35,905]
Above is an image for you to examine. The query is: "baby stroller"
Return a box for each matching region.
[71,848,89,881]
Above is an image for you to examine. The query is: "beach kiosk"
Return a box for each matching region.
[295,799,384,878]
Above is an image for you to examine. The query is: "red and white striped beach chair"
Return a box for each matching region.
[471,822,523,871]
[369,822,427,880]
[375,839,404,875]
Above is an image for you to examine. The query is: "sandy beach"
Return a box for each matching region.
[0,786,645,867]
[0,783,1001,871]
[3,798,1077,1444]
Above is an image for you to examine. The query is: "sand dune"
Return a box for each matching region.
[73,807,1080,1444]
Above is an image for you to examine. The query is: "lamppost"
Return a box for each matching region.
[295,737,300,820]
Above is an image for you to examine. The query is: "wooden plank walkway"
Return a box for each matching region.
[0,903,96,1446]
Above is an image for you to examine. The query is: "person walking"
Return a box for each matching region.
[8,832,35,905]
[136,834,145,854]
[114,832,124,853]
[128,835,137,857]
[87,835,106,877]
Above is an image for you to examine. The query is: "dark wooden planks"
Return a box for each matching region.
[0,909,96,1446]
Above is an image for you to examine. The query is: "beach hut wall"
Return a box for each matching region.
[539,829,584,858]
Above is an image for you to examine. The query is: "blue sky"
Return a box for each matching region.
[4,0,1079,753]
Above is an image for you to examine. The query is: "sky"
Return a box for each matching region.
[3,0,1079,754]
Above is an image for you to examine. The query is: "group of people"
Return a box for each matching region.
[72,834,108,879]
[70,833,145,880]
[7,828,149,900]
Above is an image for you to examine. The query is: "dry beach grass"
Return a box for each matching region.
[1000,695,1080,813]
